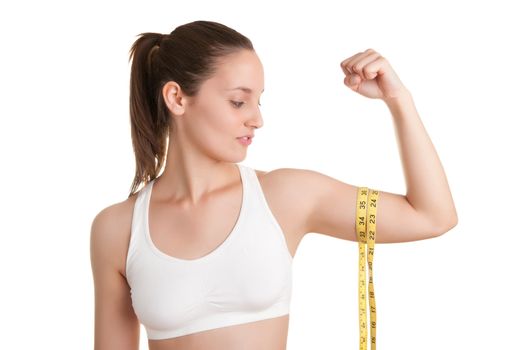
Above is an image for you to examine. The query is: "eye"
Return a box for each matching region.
[231,101,244,108]
[230,100,262,108]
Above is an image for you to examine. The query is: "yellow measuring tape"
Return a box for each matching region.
[356,187,379,350]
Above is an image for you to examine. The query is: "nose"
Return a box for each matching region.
[247,108,264,129]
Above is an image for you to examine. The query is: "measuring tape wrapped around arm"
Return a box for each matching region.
[356,187,379,350]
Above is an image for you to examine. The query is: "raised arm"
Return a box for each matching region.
[342,48,457,225]
[279,49,457,244]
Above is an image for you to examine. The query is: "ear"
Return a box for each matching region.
[162,81,187,116]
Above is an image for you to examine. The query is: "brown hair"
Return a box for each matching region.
[127,20,254,198]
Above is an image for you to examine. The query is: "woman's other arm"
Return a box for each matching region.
[90,204,140,350]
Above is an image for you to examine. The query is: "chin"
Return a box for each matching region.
[211,151,246,165]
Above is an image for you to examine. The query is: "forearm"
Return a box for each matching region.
[384,89,458,228]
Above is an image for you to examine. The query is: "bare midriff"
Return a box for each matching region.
[147,314,290,350]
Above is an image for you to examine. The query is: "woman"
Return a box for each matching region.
[90,20,458,350]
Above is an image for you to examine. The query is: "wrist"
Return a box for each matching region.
[383,88,413,108]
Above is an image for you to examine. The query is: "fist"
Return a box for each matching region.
[340,48,408,101]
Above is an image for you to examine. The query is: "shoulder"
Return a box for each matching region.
[90,192,140,278]
[252,167,322,236]
[254,167,325,194]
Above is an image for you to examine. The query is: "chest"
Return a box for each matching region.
[128,190,293,339]
[148,170,302,261]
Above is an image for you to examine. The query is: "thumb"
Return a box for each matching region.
[350,73,361,86]
[345,73,362,90]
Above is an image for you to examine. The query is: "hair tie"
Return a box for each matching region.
[148,34,165,65]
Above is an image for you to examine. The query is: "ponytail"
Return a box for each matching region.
[128,32,169,198]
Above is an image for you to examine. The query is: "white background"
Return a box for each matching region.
[1,0,525,349]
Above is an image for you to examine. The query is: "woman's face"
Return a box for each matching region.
[174,49,265,162]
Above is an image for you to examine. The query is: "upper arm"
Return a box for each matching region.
[282,168,456,243]
[90,204,140,350]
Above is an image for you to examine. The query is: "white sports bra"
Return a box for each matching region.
[125,163,293,340]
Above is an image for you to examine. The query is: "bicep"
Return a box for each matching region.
[303,170,444,243]
[91,208,140,350]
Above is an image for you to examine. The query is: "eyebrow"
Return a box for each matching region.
[227,86,265,94]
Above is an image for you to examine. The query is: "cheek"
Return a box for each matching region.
[188,108,236,146]
[201,102,239,132]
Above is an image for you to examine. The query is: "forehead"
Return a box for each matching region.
[212,50,264,92]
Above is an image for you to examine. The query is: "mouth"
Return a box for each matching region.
[236,134,254,140]
[237,136,253,146]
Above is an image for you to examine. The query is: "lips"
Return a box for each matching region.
[237,135,253,146]
[237,134,254,140]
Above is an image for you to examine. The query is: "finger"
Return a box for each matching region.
[349,73,361,86]
[362,56,387,79]
[342,49,379,79]
[340,51,367,75]
[353,52,382,80]
[344,74,361,90]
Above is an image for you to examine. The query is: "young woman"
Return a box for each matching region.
[90,20,458,350]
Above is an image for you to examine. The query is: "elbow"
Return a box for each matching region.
[435,213,458,236]
[447,210,459,230]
